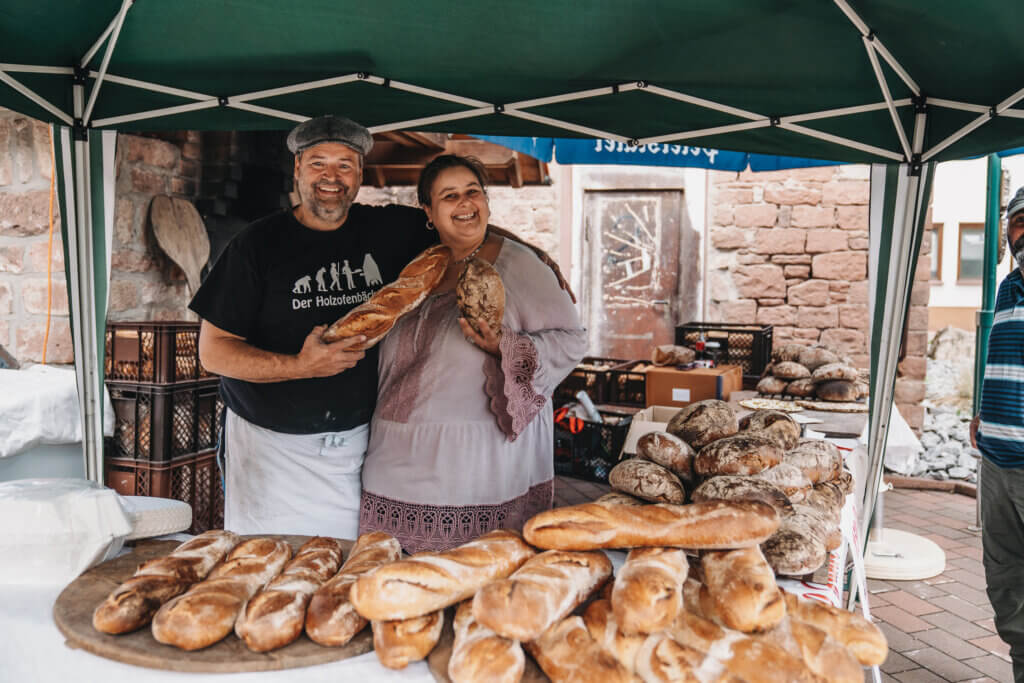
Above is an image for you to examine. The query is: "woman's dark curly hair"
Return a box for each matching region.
[417,154,489,206]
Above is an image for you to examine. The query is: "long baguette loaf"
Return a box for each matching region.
[524,616,639,683]
[234,536,344,652]
[522,501,780,551]
[756,616,863,683]
[782,591,887,666]
[449,601,525,683]
[699,545,785,633]
[472,550,611,641]
[322,244,450,348]
[371,609,444,669]
[305,531,402,646]
[582,599,647,674]
[611,547,688,635]
[152,538,291,650]
[93,530,240,634]
[350,529,535,621]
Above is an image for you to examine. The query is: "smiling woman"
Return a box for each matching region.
[358,154,588,554]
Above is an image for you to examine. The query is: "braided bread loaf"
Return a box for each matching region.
[92,530,239,634]
[235,536,344,652]
[321,244,450,348]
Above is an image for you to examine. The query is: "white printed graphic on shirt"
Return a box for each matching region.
[292,253,382,310]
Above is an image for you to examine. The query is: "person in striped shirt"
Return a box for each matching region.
[971,186,1024,682]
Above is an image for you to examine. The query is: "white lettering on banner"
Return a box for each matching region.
[597,139,719,164]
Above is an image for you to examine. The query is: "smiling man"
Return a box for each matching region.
[970,186,1024,682]
[189,116,437,538]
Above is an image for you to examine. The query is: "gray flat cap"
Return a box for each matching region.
[1009,187,1024,221]
[286,115,374,156]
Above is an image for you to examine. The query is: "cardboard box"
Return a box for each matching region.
[621,406,679,457]
[644,365,743,409]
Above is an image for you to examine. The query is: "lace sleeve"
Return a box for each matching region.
[483,326,548,442]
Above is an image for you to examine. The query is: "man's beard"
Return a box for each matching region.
[298,181,353,223]
[1013,233,1024,273]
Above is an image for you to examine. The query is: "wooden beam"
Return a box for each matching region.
[507,153,524,188]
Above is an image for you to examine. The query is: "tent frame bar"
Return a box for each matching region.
[0,69,72,124]
[862,37,912,160]
[79,6,123,70]
[83,0,133,125]
[780,122,904,160]
[924,85,1024,161]
[832,0,921,96]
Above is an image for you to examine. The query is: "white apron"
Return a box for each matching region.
[222,409,367,539]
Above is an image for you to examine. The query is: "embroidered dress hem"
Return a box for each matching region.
[484,328,547,442]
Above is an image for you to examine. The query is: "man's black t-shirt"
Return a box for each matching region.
[189,204,436,434]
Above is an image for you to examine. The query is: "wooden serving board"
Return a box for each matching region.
[426,607,548,683]
[53,535,374,673]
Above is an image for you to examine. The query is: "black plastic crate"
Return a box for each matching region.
[107,379,221,462]
[553,356,628,405]
[553,410,632,484]
[608,360,653,406]
[105,321,215,384]
[105,449,224,534]
[675,322,772,388]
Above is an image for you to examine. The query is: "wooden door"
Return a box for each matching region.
[582,190,697,360]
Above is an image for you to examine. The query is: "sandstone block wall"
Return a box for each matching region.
[707,165,930,431]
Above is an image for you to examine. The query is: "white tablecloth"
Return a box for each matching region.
[0,582,435,683]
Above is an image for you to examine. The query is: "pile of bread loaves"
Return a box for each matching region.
[92,509,885,682]
[608,399,851,578]
[756,343,869,402]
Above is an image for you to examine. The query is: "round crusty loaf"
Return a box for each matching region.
[651,345,696,366]
[739,410,801,451]
[783,439,843,485]
[797,346,840,372]
[691,475,793,516]
[456,256,505,336]
[815,380,859,402]
[636,431,694,484]
[595,491,646,506]
[608,458,686,504]
[757,376,789,395]
[760,521,827,576]
[666,400,738,449]
[784,378,817,398]
[772,361,811,380]
[751,463,813,502]
[811,363,858,384]
[772,343,806,363]
[694,434,783,478]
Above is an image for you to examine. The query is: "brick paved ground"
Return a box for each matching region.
[553,477,1013,683]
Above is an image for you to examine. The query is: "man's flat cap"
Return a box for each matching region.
[286,115,374,156]
[1009,186,1024,221]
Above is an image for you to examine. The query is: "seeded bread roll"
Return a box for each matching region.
[815,379,859,402]
[694,434,783,478]
[691,476,793,516]
[772,361,811,380]
[797,346,840,372]
[667,400,738,450]
[751,463,813,502]
[783,377,817,397]
[772,343,806,363]
[783,439,843,484]
[636,431,695,484]
[810,362,858,384]
[756,375,789,395]
[456,256,505,336]
[739,409,801,451]
[609,458,686,504]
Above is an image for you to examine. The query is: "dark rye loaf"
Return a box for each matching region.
[739,410,801,451]
[783,439,843,484]
[636,431,694,484]
[691,475,794,516]
[666,400,738,450]
[694,434,783,478]
[608,458,686,505]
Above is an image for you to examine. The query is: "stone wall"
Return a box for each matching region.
[355,184,560,258]
[706,164,930,431]
[0,108,200,366]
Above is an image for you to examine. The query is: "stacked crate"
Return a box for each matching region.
[103,322,224,533]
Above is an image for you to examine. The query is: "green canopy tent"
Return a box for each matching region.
[2,0,1022,557]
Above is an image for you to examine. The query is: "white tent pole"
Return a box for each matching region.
[0,64,74,75]
[368,107,493,133]
[230,74,367,103]
[862,37,911,160]
[639,120,770,145]
[92,100,219,127]
[79,10,120,69]
[502,109,630,143]
[1004,109,1024,119]
[927,98,989,114]
[779,122,904,160]
[382,79,489,107]
[832,0,921,96]
[642,84,762,120]
[924,85,1024,161]
[82,0,132,124]
[0,70,72,124]
[782,99,911,124]
[89,72,209,101]
[508,86,625,110]
[227,102,307,123]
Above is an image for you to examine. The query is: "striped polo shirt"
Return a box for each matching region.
[978,268,1024,468]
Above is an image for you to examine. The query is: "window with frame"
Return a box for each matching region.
[930,223,943,281]
[957,223,984,282]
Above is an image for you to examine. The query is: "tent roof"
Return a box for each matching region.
[2,1,1024,163]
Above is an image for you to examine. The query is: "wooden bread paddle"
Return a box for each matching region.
[149,195,211,295]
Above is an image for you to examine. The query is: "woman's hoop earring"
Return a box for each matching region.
[426,220,436,231]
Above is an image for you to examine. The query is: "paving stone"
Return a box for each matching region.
[968,634,1010,659]
[944,568,989,592]
[942,581,991,606]
[870,578,899,594]
[921,611,991,639]
[962,654,1013,682]
[875,606,934,633]
[974,618,997,633]
[913,627,987,660]
[879,621,927,652]
[929,594,994,621]
[884,590,945,616]
[903,647,988,681]
[892,667,949,682]
[950,556,985,573]
[898,581,950,600]
[882,651,921,674]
